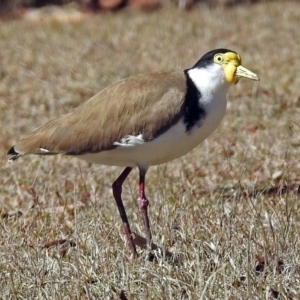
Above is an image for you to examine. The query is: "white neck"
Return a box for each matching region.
[187,64,232,103]
[186,63,231,137]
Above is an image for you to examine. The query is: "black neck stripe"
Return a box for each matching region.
[183,70,206,132]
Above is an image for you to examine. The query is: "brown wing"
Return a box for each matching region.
[9,70,187,157]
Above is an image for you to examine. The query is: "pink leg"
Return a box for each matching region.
[112,167,137,259]
[138,169,152,248]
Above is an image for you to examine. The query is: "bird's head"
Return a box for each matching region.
[194,49,260,85]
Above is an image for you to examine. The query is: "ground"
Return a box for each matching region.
[0,1,300,299]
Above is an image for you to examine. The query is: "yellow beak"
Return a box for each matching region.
[235,65,260,81]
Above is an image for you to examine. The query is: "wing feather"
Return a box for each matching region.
[10,70,187,158]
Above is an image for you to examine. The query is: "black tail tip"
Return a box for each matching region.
[7,146,20,161]
[7,146,18,156]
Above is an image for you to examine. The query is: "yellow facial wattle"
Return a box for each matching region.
[214,52,259,83]
[223,63,237,83]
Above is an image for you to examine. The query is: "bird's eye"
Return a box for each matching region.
[214,54,224,63]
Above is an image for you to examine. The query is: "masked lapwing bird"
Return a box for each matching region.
[8,48,259,258]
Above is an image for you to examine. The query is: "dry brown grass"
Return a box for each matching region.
[1,2,300,298]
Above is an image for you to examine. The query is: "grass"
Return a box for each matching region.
[1,1,300,298]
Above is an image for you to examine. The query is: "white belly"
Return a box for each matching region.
[79,98,227,168]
